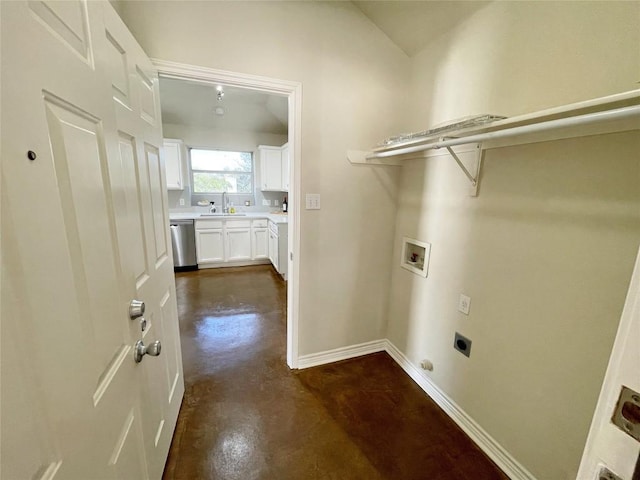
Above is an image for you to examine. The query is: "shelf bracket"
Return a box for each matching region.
[446,146,476,185]
[443,144,483,196]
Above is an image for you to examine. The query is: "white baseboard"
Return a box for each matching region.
[384,340,536,480]
[296,338,536,480]
[296,339,387,369]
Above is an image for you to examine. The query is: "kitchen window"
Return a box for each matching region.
[190,148,253,194]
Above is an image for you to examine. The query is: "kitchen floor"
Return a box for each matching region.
[164,266,507,480]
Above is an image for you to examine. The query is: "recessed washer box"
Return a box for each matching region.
[401,237,431,277]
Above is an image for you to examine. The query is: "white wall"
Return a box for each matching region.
[163,122,288,211]
[120,1,410,354]
[409,1,640,126]
[389,2,640,479]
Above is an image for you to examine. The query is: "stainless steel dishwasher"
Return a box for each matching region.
[170,219,197,270]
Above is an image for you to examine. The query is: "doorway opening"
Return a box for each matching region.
[155,60,301,368]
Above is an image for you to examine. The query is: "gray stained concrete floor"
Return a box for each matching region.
[163,265,507,480]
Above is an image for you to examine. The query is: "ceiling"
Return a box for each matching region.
[159,77,288,135]
[352,1,490,57]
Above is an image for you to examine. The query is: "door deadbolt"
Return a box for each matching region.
[133,340,161,363]
[129,300,145,319]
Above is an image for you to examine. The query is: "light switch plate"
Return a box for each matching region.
[262,199,271,206]
[274,199,279,206]
[179,198,185,206]
[458,294,471,315]
[306,193,321,210]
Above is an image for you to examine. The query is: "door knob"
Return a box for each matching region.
[133,340,161,363]
[129,300,145,319]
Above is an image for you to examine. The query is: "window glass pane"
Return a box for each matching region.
[191,149,252,172]
[193,172,252,193]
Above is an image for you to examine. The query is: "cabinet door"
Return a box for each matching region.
[196,229,224,263]
[252,228,269,260]
[277,224,288,277]
[226,228,252,261]
[281,144,289,192]
[260,147,282,191]
[163,139,183,190]
[268,230,279,270]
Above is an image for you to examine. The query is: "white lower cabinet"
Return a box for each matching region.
[268,220,288,278]
[226,228,251,261]
[252,228,269,260]
[268,229,279,271]
[195,218,273,267]
[196,228,224,263]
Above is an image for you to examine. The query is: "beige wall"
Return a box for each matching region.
[120,1,410,353]
[162,122,287,211]
[389,2,640,479]
[409,1,640,127]
[121,1,640,477]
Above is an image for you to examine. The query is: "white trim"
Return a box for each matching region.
[152,59,302,369]
[297,339,387,369]
[297,338,536,480]
[384,340,536,480]
[151,59,301,95]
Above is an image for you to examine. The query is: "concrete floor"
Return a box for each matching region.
[163,265,507,479]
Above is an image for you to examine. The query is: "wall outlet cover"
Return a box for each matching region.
[262,199,271,206]
[179,198,185,206]
[274,199,279,206]
[305,193,321,210]
[458,294,471,315]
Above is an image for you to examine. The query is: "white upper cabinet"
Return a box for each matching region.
[281,143,289,192]
[163,138,184,190]
[259,143,288,192]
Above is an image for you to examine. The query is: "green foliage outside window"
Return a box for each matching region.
[190,149,253,194]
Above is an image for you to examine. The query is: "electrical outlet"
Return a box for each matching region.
[262,199,271,206]
[305,193,321,210]
[454,332,472,357]
[458,294,471,315]
[179,198,185,206]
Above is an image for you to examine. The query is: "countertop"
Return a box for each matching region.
[169,210,288,224]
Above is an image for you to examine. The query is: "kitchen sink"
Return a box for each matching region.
[200,213,246,217]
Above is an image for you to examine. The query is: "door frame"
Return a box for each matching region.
[152,59,302,368]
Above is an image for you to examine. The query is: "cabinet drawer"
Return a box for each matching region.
[225,219,252,229]
[251,219,268,228]
[195,219,223,230]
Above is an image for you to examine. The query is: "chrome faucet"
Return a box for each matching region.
[222,191,228,213]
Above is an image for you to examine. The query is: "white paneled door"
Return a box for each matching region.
[578,247,640,479]
[1,2,184,479]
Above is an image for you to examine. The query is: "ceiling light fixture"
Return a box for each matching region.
[216,85,225,101]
